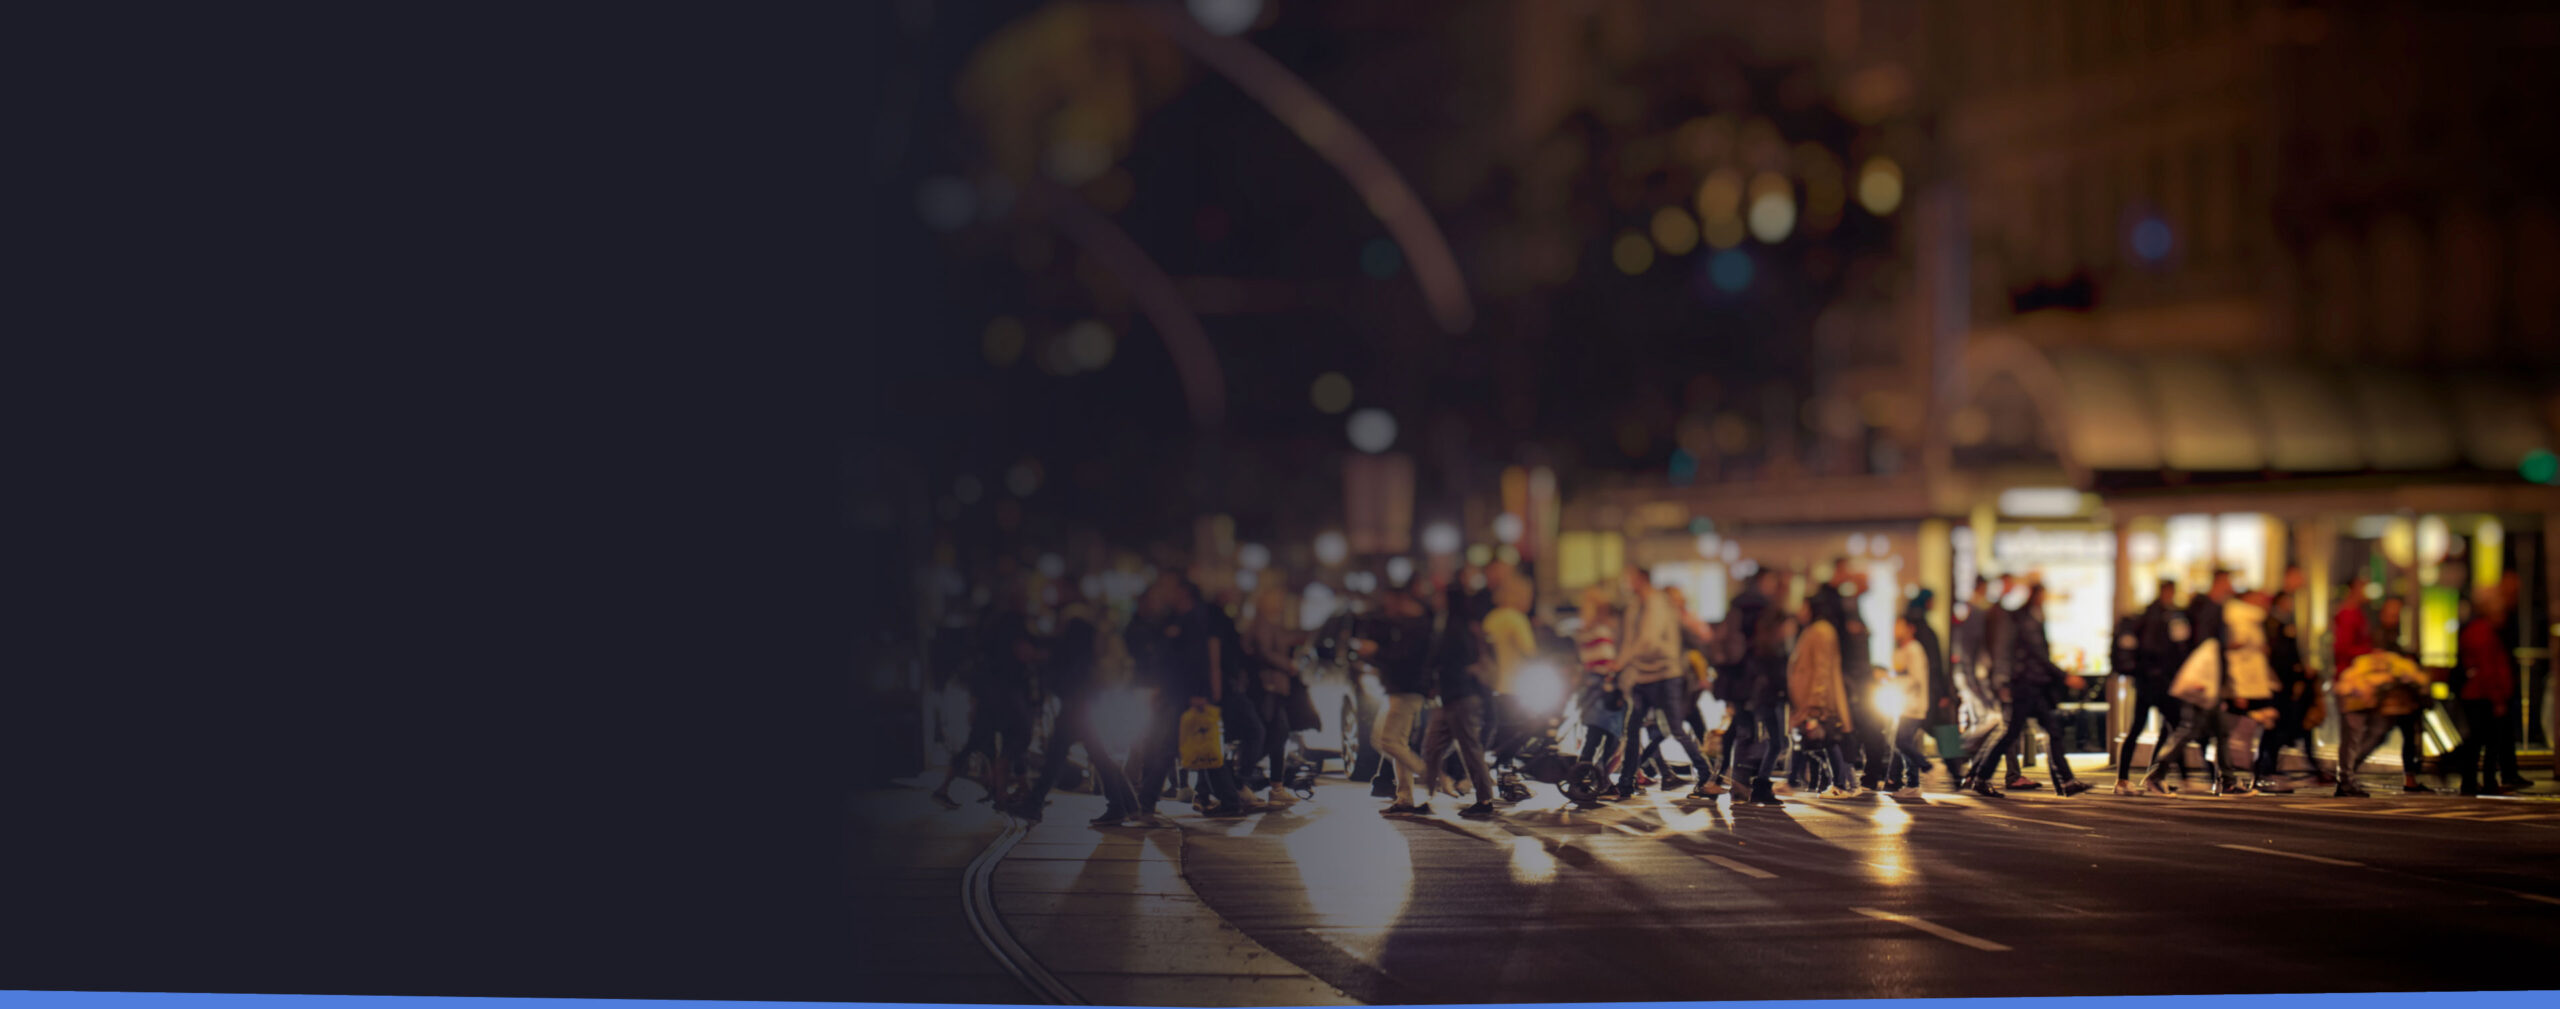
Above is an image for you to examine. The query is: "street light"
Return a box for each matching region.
[1315,531,1349,567]
[1347,408,1398,453]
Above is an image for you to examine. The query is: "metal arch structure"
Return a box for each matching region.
[1028,177,1227,430]
[1131,1,1478,336]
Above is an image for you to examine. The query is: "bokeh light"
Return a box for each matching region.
[1422,522,1462,556]
[1311,372,1356,414]
[1347,408,1398,453]
[1239,542,1271,571]
[2132,216,2173,262]
[1386,556,1416,586]
[1695,168,1743,224]
[1006,459,1043,497]
[1314,531,1349,567]
[1702,215,1746,250]
[1650,207,1700,255]
[1065,320,1115,371]
[1746,172,1796,243]
[1467,543,1493,567]
[1708,249,1753,292]
[1492,512,1525,544]
[916,176,975,232]
[982,317,1026,367]
[2524,448,2559,484]
[1187,0,1262,36]
[1857,156,1904,216]
[1612,231,1656,275]
[1360,237,1404,278]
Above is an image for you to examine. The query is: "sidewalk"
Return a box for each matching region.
[849,783,1041,1005]
[993,790,1359,1007]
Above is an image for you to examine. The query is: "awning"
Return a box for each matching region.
[1977,343,2556,477]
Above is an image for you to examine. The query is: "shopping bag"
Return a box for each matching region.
[2170,640,2223,707]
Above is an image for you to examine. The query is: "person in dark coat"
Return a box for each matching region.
[1906,590,1963,789]
[2114,579,2192,792]
[1724,568,1792,807]
[2248,591,2325,791]
[1963,584,2091,798]
[1015,583,1144,826]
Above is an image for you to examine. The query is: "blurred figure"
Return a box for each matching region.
[1965,584,2090,798]
[2371,597,2438,794]
[1573,585,1626,771]
[1193,580,1267,813]
[1358,584,1436,816]
[2249,590,2327,793]
[1906,589,1964,792]
[1016,579,1145,826]
[1613,566,1717,801]
[1127,573,1219,815]
[2449,589,2523,796]
[933,591,1037,810]
[2333,605,2429,799]
[1241,583,1307,806]
[1419,578,1498,818]
[1179,695,1247,818]
[2116,578,2192,793]
[1982,573,2034,790]
[1883,613,1932,797]
[1481,574,1538,752]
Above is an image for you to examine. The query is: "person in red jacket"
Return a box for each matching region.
[2447,591,2525,796]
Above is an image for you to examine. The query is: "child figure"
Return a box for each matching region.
[1180,696,1250,818]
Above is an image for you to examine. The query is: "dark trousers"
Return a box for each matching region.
[1733,705,1786,789]
[1191,765,1243,809]
[2142,702,2232,785]
[2116,682,2187,780]
[1972,702,2075,785]
[1026,696,1142,817]
[1420,693,1496,803]
[1618,679,1713,792]
[1221,694,1265,783]
[2252,696,2319,779]
[1890,716,1928,789]
[2393,710,2427,777]
[1130,702,1182,808]
[2449,699,2520,789]
[1259,696,1290,784]
[2337,709,2393,781]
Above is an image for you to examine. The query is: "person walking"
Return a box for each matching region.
[2115,580,2192,794]
[1126,573,1220,815]
[1883,613,1933,797]
[1241,584,1307,806]
[1419,578,1500,818]
[933,597,1038,810]
[1613,566,1719,801]
[1359,584,1437,816]
[2249,590,2325,792]
[1906,589,1965,792]
[2332,617,2428,798]
[2138,577,2268,797]
[1964,584,2091,797]
[1982,574,2036,790]
[1013,583,1147,826]
[2448,592,2524,796]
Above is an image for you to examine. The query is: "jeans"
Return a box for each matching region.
[1025,695,1143,817]
[1890,716,1929,789]
[2252,702,2319,779]
[1373,693,1428,804]
[2141,703,2227,786]
[1618,679,1714,793]
[1733,706,1786,789]
[2115,683,2186,781]
[1972,702,2075,785]
[2337,709,2393,782]
[1420,692,1496,803]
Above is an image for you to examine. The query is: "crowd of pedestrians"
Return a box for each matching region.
[922,550,2537,830]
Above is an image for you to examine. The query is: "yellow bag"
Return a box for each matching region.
[1178,705,1226,770]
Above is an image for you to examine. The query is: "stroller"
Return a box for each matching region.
[1501,687,1616,807]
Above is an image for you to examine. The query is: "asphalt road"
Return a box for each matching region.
[1175,774,2560,1002]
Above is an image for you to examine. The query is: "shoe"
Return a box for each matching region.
[2141,778,2172,797]
[1206,804,1251,818]
[2111,780,2138,796]
[1821,786,1854,798]
[1615,786,1649,801]
[2006,777,2042,791]
[1087,810,1130,827]
[1380,802,1424,816]
[2220,780,2257,797]
[1967,777,2004,798]
[1688,782,1727,798]
[2499,778,2533,792]
[1458,801,1497,819]
[1264,788,1296,806]
[2402,781,2436,794]
[2252,777,2294,794]
[2332,783,2369,799]
[1748,785,1784,807]
[2056,779,2091,798]
[1890,787,1923,800]
[1637,772,1657,787]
